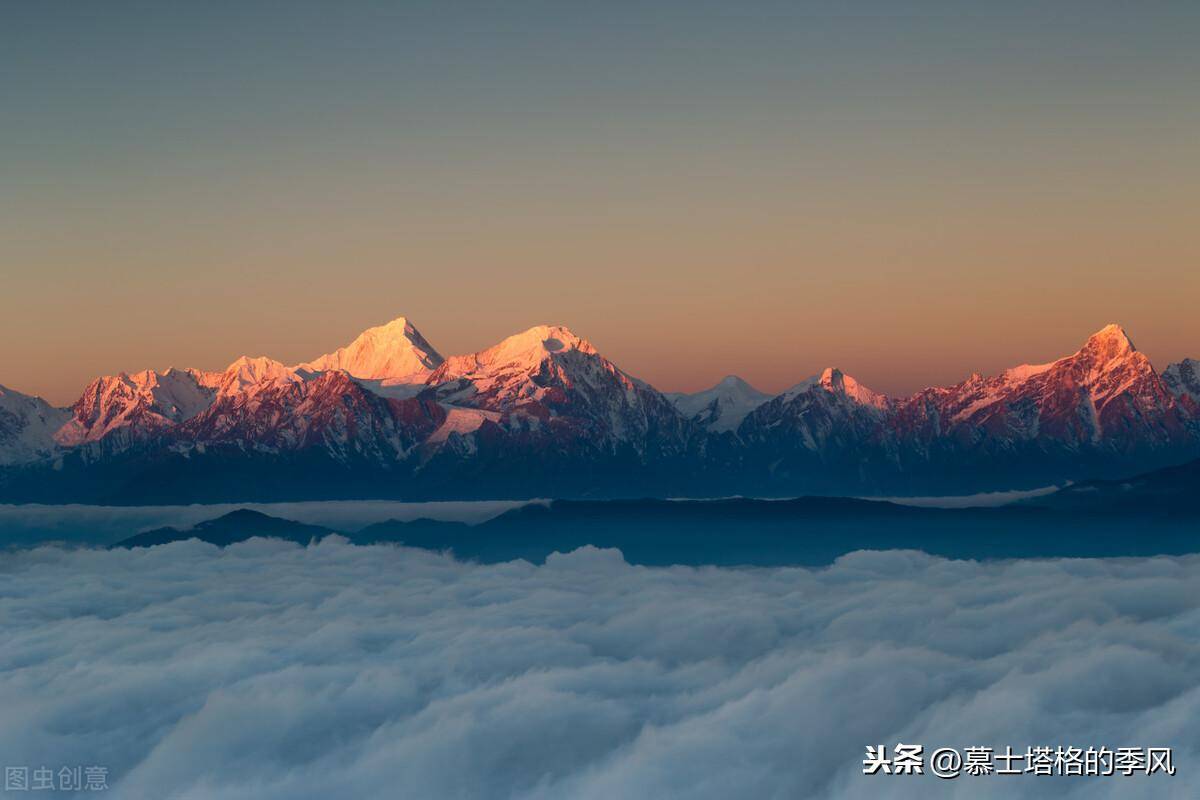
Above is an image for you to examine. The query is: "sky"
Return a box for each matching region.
[2,1,1198,405]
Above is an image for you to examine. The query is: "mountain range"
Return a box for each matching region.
[2,317,1198,503]
[112,454,1200,564]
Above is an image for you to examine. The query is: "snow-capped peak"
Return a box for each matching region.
[54,368,217,446]
[218,356,301,396]
[1163,358,1200,403]
[0,384,71,465]
[432,325,597,383]
[782,368,888,408]
[941,323,1171,430]
[300,316,444,382]
[972,324,1144,396]
[715,375,759,391]
[427,324,635,415]
[819,368,889,408]
[1068,323,1157,398]
[474,325,594,365]
[1081,323,1136,360]
[668,375,770,433]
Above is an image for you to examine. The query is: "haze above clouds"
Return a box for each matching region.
[1,541,1195,798]
[5,3,1200,403]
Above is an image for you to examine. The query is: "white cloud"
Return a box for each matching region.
[870,485,1059,508]
[0,542,1196,798]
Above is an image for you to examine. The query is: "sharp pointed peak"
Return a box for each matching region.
[380,315,411,326]
[362,315,416,335]
[1083,323,1136,353]
[1094,322,1129,335]
[819,366,844,382]
[345,316,434,349]
[819,367,879,398]
[300,314,443,380]
[783,367,887,407]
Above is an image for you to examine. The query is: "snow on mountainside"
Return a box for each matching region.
[178,370,446,461]
[738,367,892,458]
[300,317,443,383]
[668,376,771,433]
[734,324,1199,494]
[780,368,889,409]
[0,385,70,465]
[0,317,1196,500]
[733,366,889,458]
[36,318,443,459]
[216,356,302,397]
[55,368,218,448]
[426,324,692,456]
[429,325,601,409]
[1164,359,1200,405]
[427,407,502,445]
[899,324,1189,448]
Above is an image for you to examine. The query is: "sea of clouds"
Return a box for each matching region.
[1,540,1196,799]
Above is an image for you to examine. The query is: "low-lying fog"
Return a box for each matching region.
[1,540,1193,798]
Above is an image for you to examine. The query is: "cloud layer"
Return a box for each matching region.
[1,541,1197,798]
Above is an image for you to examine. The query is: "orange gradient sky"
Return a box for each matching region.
[3,3,1198,405]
